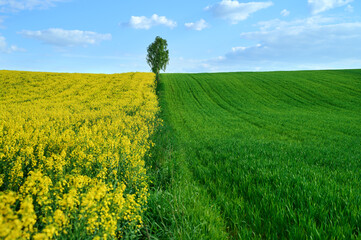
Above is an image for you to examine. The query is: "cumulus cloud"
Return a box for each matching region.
[232,44,261,52]
[185,19,209,31]
[194,16,361,71]
[0,0,67,12]
[280,9,290,17]
[127,14,177,30]
[19,28,111,47]
[205,0,273,24]
[0,35,23,53]
[236,17,361,61]
[308,0,354,14]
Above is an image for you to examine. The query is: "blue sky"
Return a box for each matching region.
[0,0,361,73]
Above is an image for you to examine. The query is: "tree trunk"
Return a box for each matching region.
[156,70,160,87]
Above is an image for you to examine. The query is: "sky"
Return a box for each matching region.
[0,0,361,73]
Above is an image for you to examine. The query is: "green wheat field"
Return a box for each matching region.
[143,70,361,239]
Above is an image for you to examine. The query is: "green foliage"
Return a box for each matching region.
[146,36,169,78]
[144,70,361,239]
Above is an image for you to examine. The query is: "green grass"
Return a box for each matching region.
[143,70,361,239]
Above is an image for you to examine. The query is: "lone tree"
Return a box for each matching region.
[146,36,169,82]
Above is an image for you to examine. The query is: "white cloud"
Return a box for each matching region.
[280,9,290,17]
[236,17,361,60]
[19,28,111,47]
[185,19,209,31]
[127,14,177,30]
[232,44,261,52]
[232,46,247,52]
[0,0,67,12]
[308,0,353,14]
[0,35,23,53]
[192,16,361,72]
[205,0,273,24]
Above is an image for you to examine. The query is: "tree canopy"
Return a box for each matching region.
[146,36,169,78]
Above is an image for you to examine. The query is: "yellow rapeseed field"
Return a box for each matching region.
[0,71,159,239]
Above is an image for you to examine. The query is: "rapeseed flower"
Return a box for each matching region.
[0,71,159,239]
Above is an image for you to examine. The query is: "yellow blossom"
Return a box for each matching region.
[0,71,160,239]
